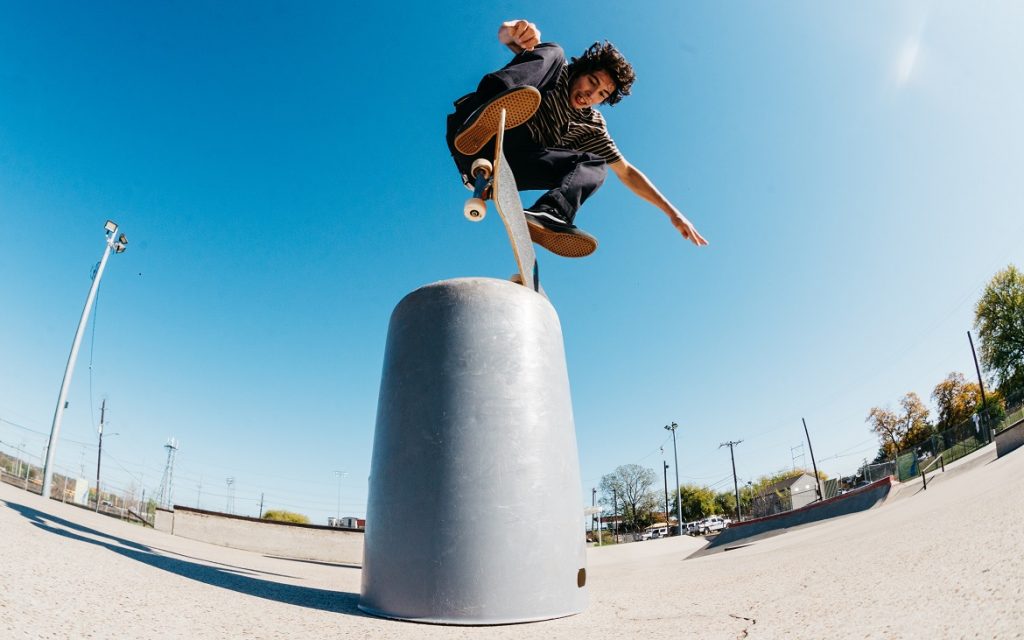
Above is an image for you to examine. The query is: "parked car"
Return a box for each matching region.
[643,525,669,540]
[699,516,728,534]
[685,521,701,536]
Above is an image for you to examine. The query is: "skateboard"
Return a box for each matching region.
[462,108,543,295]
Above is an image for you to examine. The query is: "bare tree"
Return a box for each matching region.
[599,464,658,532]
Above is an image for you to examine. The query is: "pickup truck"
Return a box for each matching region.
[699,516,728,534]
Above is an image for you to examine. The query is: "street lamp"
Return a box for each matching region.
[664,422,683,535]
[42,221,128,500]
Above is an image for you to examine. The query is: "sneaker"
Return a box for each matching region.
[524,208,598,258]
[453,86,541,155]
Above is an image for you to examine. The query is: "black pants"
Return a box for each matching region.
[445,45,607,224]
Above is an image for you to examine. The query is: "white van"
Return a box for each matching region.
[642,525,669,540]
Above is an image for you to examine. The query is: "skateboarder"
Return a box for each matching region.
[447,20,708,258]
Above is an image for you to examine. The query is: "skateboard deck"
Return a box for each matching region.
[492,110,543,295]
[463,108,543,296]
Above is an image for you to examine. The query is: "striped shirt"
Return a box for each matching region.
[526,65,622,164]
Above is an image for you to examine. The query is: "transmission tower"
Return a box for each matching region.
[790,443,806,470]
[226,477,235,514]
[158,438,179,508]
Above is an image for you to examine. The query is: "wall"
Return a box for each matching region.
[154,507,174,533]
[168,507,363,565]
[995,418,1024,458]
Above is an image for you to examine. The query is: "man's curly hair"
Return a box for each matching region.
[568,41,636,106]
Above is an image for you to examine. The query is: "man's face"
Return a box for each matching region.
[569,69,616,110]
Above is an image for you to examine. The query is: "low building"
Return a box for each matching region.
[327,516,365,529]
[752,473,819,518]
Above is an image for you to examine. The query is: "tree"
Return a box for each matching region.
[866,392,933,456]
[931,372,981,432]
[714,491,736,518]
[975,265,1024,400]
[600,464,658,532]
[673,484,717,522]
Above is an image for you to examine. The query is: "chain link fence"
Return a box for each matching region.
[894,394,1023,482]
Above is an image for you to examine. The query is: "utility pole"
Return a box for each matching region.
[95,400,106,512]
[591,487,596,535]
[42,221,127,499]
[664,422,683,535]
[259,492,265,519]
[968,331,991,441]
[720,440,743,521]
[612,487,618,541]
[802,418,823,501]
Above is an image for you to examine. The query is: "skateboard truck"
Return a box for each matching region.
[463,158,493,222]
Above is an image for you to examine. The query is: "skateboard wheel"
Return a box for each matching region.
[464,198,486,222]
[471,158,493,180]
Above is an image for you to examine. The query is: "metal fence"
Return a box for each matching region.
[895,400,1021,482]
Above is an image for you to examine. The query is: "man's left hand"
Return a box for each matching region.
[669,212,708,247]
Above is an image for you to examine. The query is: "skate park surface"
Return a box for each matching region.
[2,443,1020,639]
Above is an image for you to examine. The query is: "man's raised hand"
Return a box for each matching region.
[498,20,541,54]
[670,213,708,247]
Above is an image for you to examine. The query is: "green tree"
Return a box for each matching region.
[714,491,736,518]
[866,392,932,456]
[262,510,310,524]
[600,464,658,532]
[673,484,717,522]
[975,265,1024,400]
[931,372,981,432]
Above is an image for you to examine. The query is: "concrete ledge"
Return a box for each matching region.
[168,506,364,565]
[707,476,894,549]
[154,506,174,533]
[996,418,1024,458]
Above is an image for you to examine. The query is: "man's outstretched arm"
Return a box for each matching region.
[498,20,541,54]
[609,159,708,247]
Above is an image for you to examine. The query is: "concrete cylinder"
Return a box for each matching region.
[359,277,587,625]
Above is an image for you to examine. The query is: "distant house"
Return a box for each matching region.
[327,516,365,529]
[752,473,820,518]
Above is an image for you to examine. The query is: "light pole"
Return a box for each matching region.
[42,220,127,500]
[664,422,683,535]
[662,460,670,526]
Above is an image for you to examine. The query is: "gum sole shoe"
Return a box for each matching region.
[454,86,542,155]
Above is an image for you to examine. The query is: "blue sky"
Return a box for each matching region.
[2,1,1022,523]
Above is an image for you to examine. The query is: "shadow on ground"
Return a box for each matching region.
[2,499,364,616]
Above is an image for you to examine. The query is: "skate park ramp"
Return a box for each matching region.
[1,440,1022,638]
[695,475,895,556]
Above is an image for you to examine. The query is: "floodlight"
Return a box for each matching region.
[104,220,117,233]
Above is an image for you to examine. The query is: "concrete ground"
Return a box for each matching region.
[2,443,1021,639]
